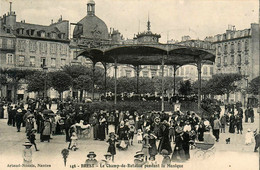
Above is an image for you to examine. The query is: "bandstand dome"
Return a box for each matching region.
[73,0,109,40]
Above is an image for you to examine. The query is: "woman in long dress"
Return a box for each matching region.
[229,113,235,133]
[98,115,106,141]
[158,121,172,154]
[171,125,186,162]
[40,118,51,142]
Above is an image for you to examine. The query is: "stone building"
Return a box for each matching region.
[0,3,70,101]
[212,24,259,103]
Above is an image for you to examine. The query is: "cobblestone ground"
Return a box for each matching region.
[0,105,259,170]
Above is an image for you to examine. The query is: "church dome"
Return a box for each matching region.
[73,0,108,40]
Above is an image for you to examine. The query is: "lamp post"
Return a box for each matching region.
[41,65,48,100]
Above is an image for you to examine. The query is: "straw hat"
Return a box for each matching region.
[161,149,169,155]
[17,108,22,113]
[87,151,96,158]
[134,151,144,158]
[23,142,32,146]
[104,153,112,157]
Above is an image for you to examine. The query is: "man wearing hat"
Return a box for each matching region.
[16,108,23,132]
[85,151,98,167]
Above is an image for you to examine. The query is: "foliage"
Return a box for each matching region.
[49,71,72,97]
[0,74,7,85]
[249,76,260,95]
[27,71,51,93]
[178,80,192,96]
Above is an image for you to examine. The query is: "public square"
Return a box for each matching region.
[0,105,259,170]
[0,0,259,170]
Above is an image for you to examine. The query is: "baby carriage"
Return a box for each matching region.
[194,141,215,159]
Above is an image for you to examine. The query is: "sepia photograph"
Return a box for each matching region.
[0,0,259,169]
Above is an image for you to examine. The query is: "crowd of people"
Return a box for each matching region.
[2,98,259,166]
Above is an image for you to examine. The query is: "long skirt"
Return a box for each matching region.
[108,124,115,134]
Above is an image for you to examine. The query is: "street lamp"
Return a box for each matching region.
[41,64,48,100]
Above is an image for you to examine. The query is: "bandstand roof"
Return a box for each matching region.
[77,44,215,66]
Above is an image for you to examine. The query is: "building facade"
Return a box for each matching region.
[0,4,70,101]
[212,24,259,103]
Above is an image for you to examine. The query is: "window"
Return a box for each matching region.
[224,44,228,54]
[41,58,46,67]
[245,40,249,51]
[51,58,56,67]
[51,32,56,39]
[0,39,2,48]
[40,42,47,54]
[61,59,66,67]
[237,54,241,65]
[224,56,227,66]
[231,55,234,64]
[217,46,221,54]
[151,70,156,77]
[231,43,234,53]
[217,57,221,65]
[238,42,241,52]
[40,31,46,38]
[142,71,148,77]
[29,41,37,52]
[203,67,208,75]
[6,53,14,64]
[18,56,25,66]
[30,56,35,67]
[50,44,57,54]
[210,67,214,75]
[245,55,249,65]
[60,45,67,55]
[18,40,26,52]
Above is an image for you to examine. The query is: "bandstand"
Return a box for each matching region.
[72,0,216,113]
[76,43,215,113]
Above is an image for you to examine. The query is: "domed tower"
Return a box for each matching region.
[73,0,109,42]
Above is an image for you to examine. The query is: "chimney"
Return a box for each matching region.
[51,19,53,24]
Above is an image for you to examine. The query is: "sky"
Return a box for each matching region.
[0,0,258,43]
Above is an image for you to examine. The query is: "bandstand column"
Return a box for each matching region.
[114,60,118,105]
[104,63,107,97]
[161,55,165,112]
[135,65,140,95]
[92,61,96,101]
[197,57,202,116]
[173,65,177,95]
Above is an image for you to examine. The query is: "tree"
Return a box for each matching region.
[1,68,35,102]
[73,75,92,101]
[210,73,242,103]
[27,71,51,96]
[249,76,260,95]
[178,80,192,96]
[49,71,72,100]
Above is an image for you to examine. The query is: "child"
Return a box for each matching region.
[28,129,39,151]
[129,124,135,146]
[107,132,117,162]
[161,149,171,166]
[23,142,33,164]
[137,129,143,144]
[85,151,98,167]
[69,132,78,151]
[100,153,112,166]
[245,129,254,145]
